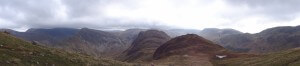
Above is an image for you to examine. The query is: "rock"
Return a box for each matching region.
[29,52,33,55]
[216,55,227,59]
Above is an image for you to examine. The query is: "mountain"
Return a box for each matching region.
[218,33,254,52]
[218,26,300,53]
[4,28,142,58]
[163,29,201,37]
[0,29,18,34]
[118,30,171,62]
[60,28,127,58]
[0,32,130,66]
[163,28,243,44]
[152,34,228,66]
[12,28,79,46]
[199,28,243,42]
[114,29,146,46]
[214,48,300,66]
[249,26,300,53]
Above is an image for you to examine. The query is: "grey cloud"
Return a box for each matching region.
[226,0,300,21]
[1,0,299,32]
[0,0,167,30]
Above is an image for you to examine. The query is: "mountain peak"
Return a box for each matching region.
[153,34,225,60]
[118,29,170,62]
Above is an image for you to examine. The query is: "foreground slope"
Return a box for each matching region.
[214,48,300,66]
[0,32,130,66]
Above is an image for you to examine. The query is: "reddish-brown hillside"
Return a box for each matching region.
[153,34,225,60]
[152,34,228,66]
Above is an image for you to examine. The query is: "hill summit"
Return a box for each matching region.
[153,34,227,66]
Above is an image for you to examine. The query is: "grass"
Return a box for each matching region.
[0,32,131,66]
[213,48,300,66]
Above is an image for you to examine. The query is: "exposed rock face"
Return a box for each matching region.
[153,34,227,66]
[118,30,171,62]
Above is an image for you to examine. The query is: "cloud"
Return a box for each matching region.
[0,0,300,33]
[0,0,166,31]
[225,0,300,21]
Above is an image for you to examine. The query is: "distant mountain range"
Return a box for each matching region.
[0,32,130,66]
[218,26,300,53]
[2,25,300,66]
[2,26,300,55]
[1,28,136,58]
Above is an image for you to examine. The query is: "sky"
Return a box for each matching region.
[1,0,300,33]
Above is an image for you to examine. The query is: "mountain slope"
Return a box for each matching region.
[116,29,146,45]
[199,28,242,42]
[218,33,254,52]
[218,26,300,53]
[118,30,170,62]
[60,28,127,58]
[152,34,228,66]
[12,28,79,46]
[0,32,130,66]
[8,28,133,58]
[249,26,300,53]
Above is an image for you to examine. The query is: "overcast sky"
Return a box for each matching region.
[1,0,300,33]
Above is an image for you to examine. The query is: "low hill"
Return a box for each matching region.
[0,32,130,66]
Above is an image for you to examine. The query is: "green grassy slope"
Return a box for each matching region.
[213,48,300,66]
[0,32,130,66]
